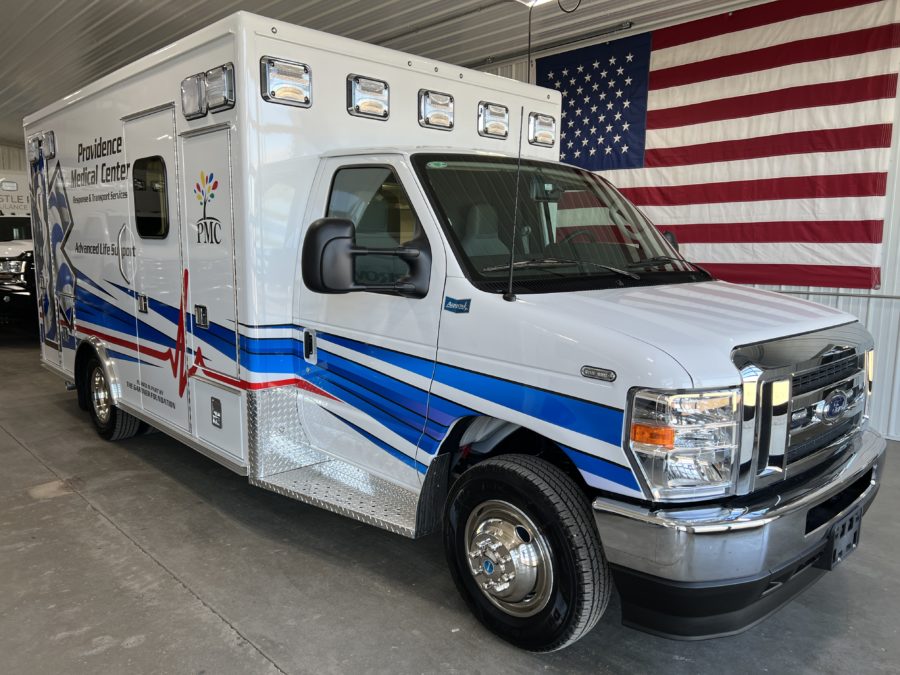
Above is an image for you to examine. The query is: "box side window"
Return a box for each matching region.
[133,156,169,238]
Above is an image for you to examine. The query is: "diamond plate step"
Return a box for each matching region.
[252,460,419,537]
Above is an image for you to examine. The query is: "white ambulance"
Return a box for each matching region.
[0,170,34,313]
[23,12,885,650]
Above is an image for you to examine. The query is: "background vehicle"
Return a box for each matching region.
[0,171,35,317]
[23,12,885,651]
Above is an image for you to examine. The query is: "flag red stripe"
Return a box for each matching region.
[651,0,881,51]
[644,124,893,167]
[656,220,884,244]
[621,172,886,206]
[647,74,898,129]
[649,24,900,91]
[700,262,881,289]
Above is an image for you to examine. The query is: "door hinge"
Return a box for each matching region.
[137,294,149,313]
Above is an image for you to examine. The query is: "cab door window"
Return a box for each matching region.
[326,167,427,287]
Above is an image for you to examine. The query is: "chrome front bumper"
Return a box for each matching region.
[593,428,885,584]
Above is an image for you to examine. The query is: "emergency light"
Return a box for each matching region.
[528,112,556,147]
[477,102,509,139]
[348,75,390,119]
[206,63,236,113]
[181,72,207,120]
[418,90,454,130]
[261,57,312,107]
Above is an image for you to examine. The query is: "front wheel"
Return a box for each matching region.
[443,454,610,651]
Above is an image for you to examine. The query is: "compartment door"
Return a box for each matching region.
[123,107,190,431]
[181,127,239,380]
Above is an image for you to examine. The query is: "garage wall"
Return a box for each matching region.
[481,58,900,440]
[0,143,26,172]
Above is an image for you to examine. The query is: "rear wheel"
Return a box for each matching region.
[444,454,610,651]
[85,357,141,441]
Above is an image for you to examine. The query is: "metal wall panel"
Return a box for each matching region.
[0,144,26,172]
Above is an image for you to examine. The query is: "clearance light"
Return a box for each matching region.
[181,73,207,120]
[261,57,312,108]
[477,102,509,139]
[206,63,235,113]
[419,90,454,130]
[348,75,390,119]
[528,112,556,147]
[629,388,741,501]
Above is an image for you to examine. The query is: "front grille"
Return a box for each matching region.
[786,414,860,464]
[792,355,858,396]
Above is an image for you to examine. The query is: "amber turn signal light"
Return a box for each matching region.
[630,423,675,448]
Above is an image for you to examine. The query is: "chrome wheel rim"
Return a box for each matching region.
[90,366,111,425]
[464,500,554,617]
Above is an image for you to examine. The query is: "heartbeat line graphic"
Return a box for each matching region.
[172,268,204,397]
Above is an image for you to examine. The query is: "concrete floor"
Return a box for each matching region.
[1,319,898,675]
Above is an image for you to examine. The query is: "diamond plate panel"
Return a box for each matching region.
[256,462,419,537]
[247,386,321,478]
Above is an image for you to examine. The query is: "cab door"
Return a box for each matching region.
[123,106,190,431]
[297,156,445,489]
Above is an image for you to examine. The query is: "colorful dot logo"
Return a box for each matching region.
[194,171,219,219]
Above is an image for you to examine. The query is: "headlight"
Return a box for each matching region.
[0,259,27,274]
[629,388,741,501]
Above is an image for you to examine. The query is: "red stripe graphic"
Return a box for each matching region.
[658,220,884,244]
[650,24,900,91]
[700,262,881,289]
[652,0,882,51]
[647,74,898,129]
[644,124,893,167]
[620,172,887,206]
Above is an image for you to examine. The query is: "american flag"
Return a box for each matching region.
[536,0,900,289]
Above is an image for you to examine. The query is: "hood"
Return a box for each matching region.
[523,280,855,388]
[0,239,32,258]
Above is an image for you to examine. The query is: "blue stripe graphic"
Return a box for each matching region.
[561,445,639,491]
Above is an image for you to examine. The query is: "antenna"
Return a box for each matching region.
[502,3,535,302]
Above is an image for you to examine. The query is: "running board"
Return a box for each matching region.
[251,456,419,537]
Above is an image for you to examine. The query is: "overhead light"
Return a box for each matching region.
[477,102,509,139]
[181,73,207,120]
[528,112,556,147]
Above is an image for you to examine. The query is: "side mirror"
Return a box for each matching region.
[662,230,678,251]
[301,217,430,297]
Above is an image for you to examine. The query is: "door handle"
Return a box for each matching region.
[303,329,316,364]
[117,224,133,284]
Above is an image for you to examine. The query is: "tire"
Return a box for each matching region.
[85,356,141,441]
[443,454,610,651]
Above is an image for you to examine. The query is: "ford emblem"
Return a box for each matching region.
[823,389,850,423]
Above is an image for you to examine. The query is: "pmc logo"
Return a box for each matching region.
[193,171,222,244]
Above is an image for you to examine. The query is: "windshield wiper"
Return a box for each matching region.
[482,257,640,279]
[626,255,697,271]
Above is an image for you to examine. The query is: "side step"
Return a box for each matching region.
[251,453,419,537]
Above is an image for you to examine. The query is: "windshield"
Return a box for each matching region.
[412,154,705,293]
[0,217,32,242]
